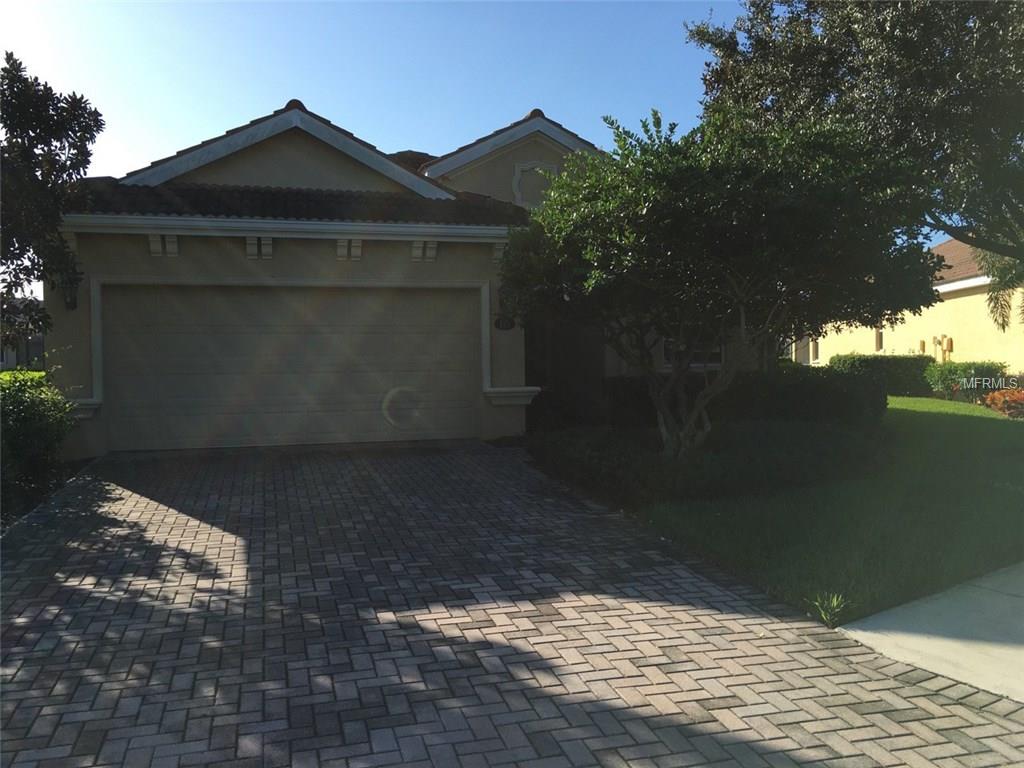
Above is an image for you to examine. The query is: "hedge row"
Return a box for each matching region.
[924,360,1009,400]
[582,364,888,432]
[528,419,877,505]
[711,365,887,424]
[827,354,933,396]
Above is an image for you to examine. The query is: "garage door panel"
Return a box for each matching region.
[105,366,467,406]
[102,285,481,450]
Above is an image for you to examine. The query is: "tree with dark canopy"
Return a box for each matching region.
[688,0,1024,326]
[502,108,939,457]
[1,52,104,346]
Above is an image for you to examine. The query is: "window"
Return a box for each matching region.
[874,327,884,352]
[810,339,820,363]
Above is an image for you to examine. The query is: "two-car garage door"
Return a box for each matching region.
[102,285,481,451]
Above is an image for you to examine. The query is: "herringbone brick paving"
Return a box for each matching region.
[2,445,1022,768]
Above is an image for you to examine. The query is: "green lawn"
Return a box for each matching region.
[642,397,1024,624]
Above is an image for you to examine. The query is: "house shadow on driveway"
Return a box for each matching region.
[2,444,1023,767]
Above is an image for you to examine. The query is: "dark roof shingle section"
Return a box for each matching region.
[71,178,528,226]
[932,239,983,283]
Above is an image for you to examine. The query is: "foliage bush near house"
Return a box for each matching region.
[592,366,887,432]
[924,360,1008,401]
[827,354,933,396]
[985,388,1024,419]
[1,370,75,522]
[710,365,887,425]
[528,419,876,507]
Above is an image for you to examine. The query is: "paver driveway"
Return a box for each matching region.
[3,445,1023,768]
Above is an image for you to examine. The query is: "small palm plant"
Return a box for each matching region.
[806,591,852,628]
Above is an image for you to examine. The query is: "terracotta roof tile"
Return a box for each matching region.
[71,178,528,226]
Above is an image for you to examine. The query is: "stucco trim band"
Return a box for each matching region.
[61,214,511,244]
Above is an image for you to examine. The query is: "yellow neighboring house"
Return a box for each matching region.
[802,239,1024,373]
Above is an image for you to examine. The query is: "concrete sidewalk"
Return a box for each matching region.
[844,562,1024,702]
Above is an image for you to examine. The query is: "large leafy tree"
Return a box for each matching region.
[1,52,104,346]
[689,0,1024,325]
[502,109,939,457]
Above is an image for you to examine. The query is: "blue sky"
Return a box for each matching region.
[2,1,742,178]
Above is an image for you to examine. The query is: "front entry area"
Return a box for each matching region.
[101,284,481,450]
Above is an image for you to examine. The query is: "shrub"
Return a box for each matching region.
[924,361,1008,401]
[599,365,886,432]
[710,365,887,425]
[828,354,933,396]
[527,427,660,501]
[528,419,876,506]
[985,387,1024,419]
[602,374,714,430]
[1,370,76,518]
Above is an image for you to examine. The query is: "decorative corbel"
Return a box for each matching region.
[149,234,163,258]
[492,243,506,264]
[424,241,437,263]
[246,236,259,259]
[411,241,424,262]
[164,235,179,258]
[259,237,273,259]
[337,239,363,261]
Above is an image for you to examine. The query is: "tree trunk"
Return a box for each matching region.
[646,358,737,459]
[647,374,683,457]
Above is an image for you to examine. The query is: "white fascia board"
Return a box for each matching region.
[935,275,991,294]
[61,214,510,243]
[121,110,454,200]
[423,117,595,178]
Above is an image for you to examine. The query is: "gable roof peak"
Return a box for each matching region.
[421,108,597,178]
[120,101,454,199]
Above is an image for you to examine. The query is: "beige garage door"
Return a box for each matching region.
[102,285,481,450]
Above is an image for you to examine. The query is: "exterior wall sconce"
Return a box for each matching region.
[61,279,79,310]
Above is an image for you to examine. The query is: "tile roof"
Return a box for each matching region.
[388,150,437,172]
[932,239,983,283]
[121,99,454,197]
[70,178,528,226]
[419,108,600,173]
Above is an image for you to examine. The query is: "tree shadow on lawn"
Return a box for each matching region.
[1,445,1019,766]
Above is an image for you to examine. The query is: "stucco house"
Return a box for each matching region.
[50,99,598,456]
[798,239,1024,372]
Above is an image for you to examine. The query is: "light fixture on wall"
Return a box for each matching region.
[57,271,82,310]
